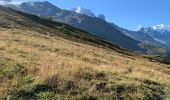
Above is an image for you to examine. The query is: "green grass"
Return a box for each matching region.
[0,56,166,100]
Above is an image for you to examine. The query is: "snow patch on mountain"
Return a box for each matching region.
[152,24,165,30]
[136,24,170,46]
[71,6,96,17]
[151,24,170,32]
[74,6,81,13]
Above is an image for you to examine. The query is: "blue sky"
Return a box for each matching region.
[2,0,170,31]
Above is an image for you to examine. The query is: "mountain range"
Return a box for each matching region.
[117,24,170,50]
[140,24,170,46]
[5,1,170,59]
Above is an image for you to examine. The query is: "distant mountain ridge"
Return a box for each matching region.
[151,24,170,32]
[140,24,170,46]
[7,1,62,16]
[112,23,170,49]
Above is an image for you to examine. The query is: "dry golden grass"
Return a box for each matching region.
[0,29,170,99]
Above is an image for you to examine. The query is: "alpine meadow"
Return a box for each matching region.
[0,1,170,100]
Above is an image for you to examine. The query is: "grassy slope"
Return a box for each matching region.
[0,6,170,99]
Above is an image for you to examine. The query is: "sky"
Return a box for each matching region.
[1,0,170,31]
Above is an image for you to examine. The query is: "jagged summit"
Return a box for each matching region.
[8,1,62,16]
[71,6,96,17]
[151,24,170,32]
[136,24,170,46]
